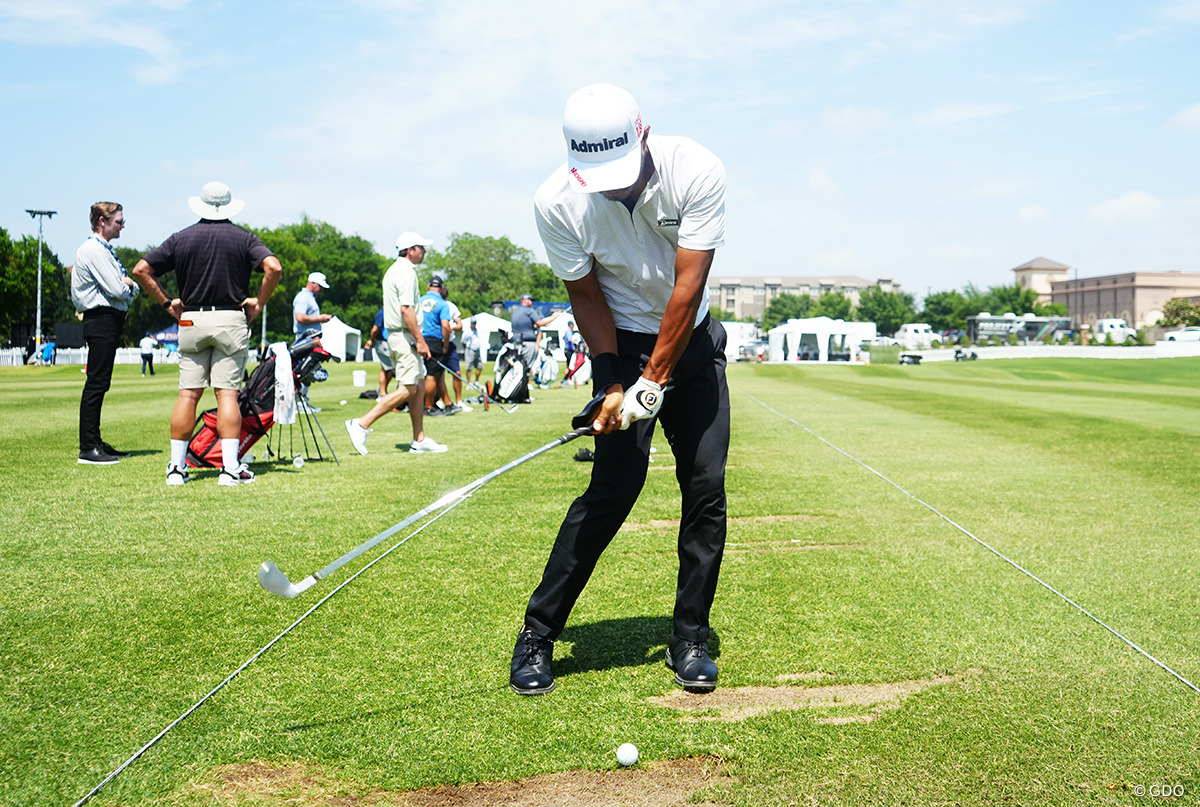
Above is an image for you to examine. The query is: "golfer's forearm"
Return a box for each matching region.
[256,257,282,306]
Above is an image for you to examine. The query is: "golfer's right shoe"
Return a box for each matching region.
[218,463,255,486]
[166,464,191,486]
[510,630,555,695]
[77,447,119,465]
[409,436,448,453]
[665,634,718,691]
[345,418,371,456]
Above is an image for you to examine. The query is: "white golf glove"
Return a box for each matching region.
[619,377,663,430]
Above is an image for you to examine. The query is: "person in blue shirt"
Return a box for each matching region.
[418,276,454,415]
[363,307,394,397]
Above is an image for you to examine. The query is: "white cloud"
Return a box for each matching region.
[1017,204,1052,224]
[820,105,893,135]
[1167,102,1200,131]
[913,102,1019,129]
[808,167,843,199]
[1086,191,1167,225]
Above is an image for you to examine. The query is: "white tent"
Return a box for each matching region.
[719,321,759,361]
[320,316,362,362]
[466,312,513,360]
[767,317,876,363]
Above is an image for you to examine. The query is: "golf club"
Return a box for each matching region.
[258,424,593,598]
[437,359,517,413]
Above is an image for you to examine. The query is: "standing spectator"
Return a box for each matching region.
[461,317,485,385]
[510,84,729,696]
[419,276,455,416]
[363,307,394,397]
[71,201,138,465]
[132,181,281,486]
[509,293,540,380]
[139,332,158,377]
[293,272,332,339]
[344,232,447,455]
[437,279,471,412]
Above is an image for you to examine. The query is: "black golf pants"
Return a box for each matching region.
[523,316,730,644]
[79,307,125,451]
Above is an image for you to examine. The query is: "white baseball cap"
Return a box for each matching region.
[188,181,245,220]
[562,83,645,193]
[395,231,433,252]
[307,272,329,288]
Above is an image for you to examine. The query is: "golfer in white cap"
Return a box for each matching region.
[293,271,332,339]
[345,231,447,455]
[510,83,729,696]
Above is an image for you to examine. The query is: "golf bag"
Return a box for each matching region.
[186,337,334,468]
[491,339,530,403]
[534,343,558,388]
[563,350,591,386]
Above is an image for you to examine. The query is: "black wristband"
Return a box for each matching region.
[590,352,621,394]
[162,299,172,310]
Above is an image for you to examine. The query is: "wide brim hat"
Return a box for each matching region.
[563,83,645,193]
[188,181,245,220]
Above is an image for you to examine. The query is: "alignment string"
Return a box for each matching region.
[744,392,1198,694]
[73,494,475,807]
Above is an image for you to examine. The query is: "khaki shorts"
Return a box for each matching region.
[178,309,250,390]
[387,331,426,387]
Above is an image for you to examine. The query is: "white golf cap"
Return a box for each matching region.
[188,181,245,220]
[307,272,329,288]
[395,231,433,252]
[563,83,645,193]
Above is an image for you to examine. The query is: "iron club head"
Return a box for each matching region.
[258,561,303,598]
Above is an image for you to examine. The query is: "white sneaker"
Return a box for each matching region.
[410,436,448,453]
[218,463,254,486]
[166,464,190,486]
[458,402,473,413]
[346,418,371,456]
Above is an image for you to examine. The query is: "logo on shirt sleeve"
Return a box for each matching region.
[657,217,680,228]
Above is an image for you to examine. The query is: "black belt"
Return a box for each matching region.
[188,305,243,311]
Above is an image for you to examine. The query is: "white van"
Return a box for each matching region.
[894,323,935,350]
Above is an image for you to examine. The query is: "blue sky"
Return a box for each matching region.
[2,0,1198,300]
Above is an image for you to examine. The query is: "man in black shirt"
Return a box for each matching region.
[132,181,281,487]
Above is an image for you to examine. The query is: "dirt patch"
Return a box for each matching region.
[198,756,733,807]
[649,672,967,724]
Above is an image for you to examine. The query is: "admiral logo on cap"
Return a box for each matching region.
[562,83,645,194]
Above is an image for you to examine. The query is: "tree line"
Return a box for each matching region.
[9,215,1190,350]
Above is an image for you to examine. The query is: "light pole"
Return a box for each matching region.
[25,209,57,361]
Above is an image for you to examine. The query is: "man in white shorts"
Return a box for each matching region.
[132,181,282,487]
[344,232,447,455]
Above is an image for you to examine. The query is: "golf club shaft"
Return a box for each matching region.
[437,360,517,413]
[279,425,592,594]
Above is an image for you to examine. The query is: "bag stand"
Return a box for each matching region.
[269,400,340,466]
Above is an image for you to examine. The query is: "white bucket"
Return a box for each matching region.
[352,369,367,387]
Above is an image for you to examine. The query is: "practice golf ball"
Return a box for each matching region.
[340,400,347,405]
[616,743,638,766]
[650,446,657,454]
[293,455,305,469]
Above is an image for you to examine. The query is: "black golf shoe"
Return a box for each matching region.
[665,633,718,691]
[78,446,120,465]
[510,630,555,695]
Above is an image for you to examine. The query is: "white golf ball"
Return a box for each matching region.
[650,446,657,454]
[340,400,347,405]
[616,743,638,766]
[293,455,305,469]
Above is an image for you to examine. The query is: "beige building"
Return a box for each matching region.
[1014,256,1200,329]
[708,275,891,321]
[1051,271,1200,330]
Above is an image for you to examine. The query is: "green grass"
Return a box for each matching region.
[2,358,1199,805]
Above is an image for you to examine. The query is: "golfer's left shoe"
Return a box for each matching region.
[510,629,555,695]
[665,633,718,691]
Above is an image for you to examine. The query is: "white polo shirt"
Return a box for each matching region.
[534,134,726,334]
[382,256,421,334]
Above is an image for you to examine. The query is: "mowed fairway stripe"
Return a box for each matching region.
[741,384,1199,694]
